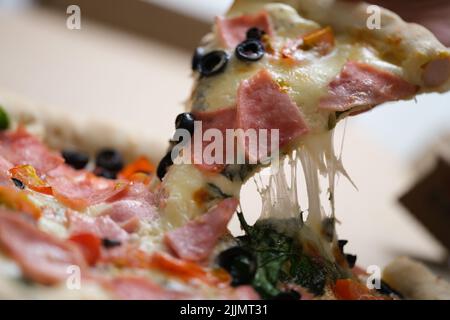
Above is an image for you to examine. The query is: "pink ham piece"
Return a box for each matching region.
[216,11,273,48]
[107,276,191,300]
[422,57,450,88]
[0,156,13,186]
[219,286,260,300]
[68,211,129,242]
[108,181,162,207]
[0,209,87,285]
[237,69,309,161]
[164,197,239,262]
[0,127,63,175]
[106,276,259,300]
[47,164,127,211]
[192,107,237,173]
[101,199,158,233]
[319,61,419,112]
[103,182,161,233]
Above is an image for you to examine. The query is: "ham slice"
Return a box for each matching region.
[107,276,190,300]
[47,165,127,211]
[237,69,309,161]
[219,286,260,300]
[103,182,161,233]
[0,127,63,175]
[0,210,87,285]
[106,275,259,300]
[191,69,309,172]
[319,61,418,112]
[192,107,237,173]
[68,211,129,242]
[164,198,238,262]
[101,199,158,233]
[0,156,13,186]
[216,11,273,48]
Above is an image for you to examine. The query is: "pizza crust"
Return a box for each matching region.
[383,257,450,300]
[228,0,450,91]
[0,88,166,165]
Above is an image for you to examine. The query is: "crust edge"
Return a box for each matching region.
[0,89,166,165]
[383,256,450,300]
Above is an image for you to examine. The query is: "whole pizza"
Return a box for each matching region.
[0,0,449,300]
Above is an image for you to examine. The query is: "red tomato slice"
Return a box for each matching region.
[150,252,231,286]
[69,233,101,266]
[9,165,53,195]
[334,279,385,300]
[118,156,155,183]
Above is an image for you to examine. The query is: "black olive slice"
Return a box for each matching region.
[246,27,265,40]
[198,50,229,77]
[156,151,174,181]
[175,112,195,135]
[95,149,124,172]
[62,150,89,170]
[235,39,265,62]
[217,246,256,286]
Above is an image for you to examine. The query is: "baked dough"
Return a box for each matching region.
[0,89,165,165]
[383,257,450,300]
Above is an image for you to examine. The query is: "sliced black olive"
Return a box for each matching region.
[62,150,89,170]
[272,290,301,300]
[198,50,229,77]
[95,149,124,172]
[175,112,195,135]
[11,178,25,190]
[338,239,348,253]
[246,27,265,40]
[102,238,122,248]
[156,151,174,181]
[235,39,265,62]
[94,167,117,180]
[0,106,10,130]
[191,47,204,71]
[345,254,357,268]
[377,280,404,298]
[217,247,256,286]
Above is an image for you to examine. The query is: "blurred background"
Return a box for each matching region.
[0,0,449,275]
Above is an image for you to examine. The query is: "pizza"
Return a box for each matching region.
[0,0,450,300]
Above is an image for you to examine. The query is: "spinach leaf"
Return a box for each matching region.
[236,212,347,298]
[0,106,10,130]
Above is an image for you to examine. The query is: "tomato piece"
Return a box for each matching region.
[118,156,155,182]
[301,26,335,54]
[9,165,53,195]
[150,252,230,286]
[0,186,41,219]
[334,279,386,300]
[69,233,101,266]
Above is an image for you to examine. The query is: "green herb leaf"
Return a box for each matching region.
[0,106,10,130]
[235,214,348,298]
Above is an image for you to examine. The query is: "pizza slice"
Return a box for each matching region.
[159,0,450,298]
[0,0,449,300]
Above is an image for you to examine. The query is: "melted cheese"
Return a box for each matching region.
[162,163,241,228]
[254,130,352,263]
[190,3,402,134]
